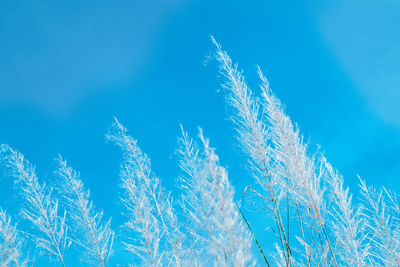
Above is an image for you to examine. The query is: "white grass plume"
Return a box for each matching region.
[258,69,328,229]
[0,209,27,267]
[325,161,370,266]
[211,37,272,196]
[0,144,69,266]
[177,127,254,266]
[360,178,400,266]
[212,37,336,266]
[55,155,114,266]
[106,117,185,266]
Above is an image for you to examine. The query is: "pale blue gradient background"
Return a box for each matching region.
[0,0,399,265]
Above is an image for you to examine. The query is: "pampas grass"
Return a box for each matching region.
[0,39,398,266]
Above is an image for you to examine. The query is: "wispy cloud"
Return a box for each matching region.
[0,1,181,115]
[316,0,400,129]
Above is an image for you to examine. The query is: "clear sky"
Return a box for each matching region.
[0,0,399,265]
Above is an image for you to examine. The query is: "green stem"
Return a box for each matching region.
[238,205,270,267]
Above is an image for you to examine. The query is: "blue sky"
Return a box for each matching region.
[0,0,399,265]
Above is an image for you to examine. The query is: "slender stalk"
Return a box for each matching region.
[287,194,290,248]
[238,205,270,267]
[261,164,292,266]
[321,223,338,267]
[296,202,310,267]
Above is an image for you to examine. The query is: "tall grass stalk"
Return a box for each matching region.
[211,37,292,265]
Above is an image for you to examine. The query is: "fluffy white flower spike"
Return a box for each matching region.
[106,118,186,266]
[0,209,27,267]
[0,144,69,266]
[55,156,114,266]
[177,127,254,266]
